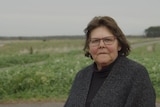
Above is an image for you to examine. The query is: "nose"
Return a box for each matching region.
[99,39,105,47]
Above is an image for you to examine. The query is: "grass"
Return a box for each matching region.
[129,42,160,101]
[0,37,159,102]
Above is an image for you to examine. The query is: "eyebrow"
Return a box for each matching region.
[90,36,115,39]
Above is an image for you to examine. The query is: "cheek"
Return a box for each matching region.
[107,47,114,52]
[106,45,119,53]
[89,47,98,55]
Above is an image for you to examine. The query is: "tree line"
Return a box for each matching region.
[0,26,160,40]
[145,26,160,37]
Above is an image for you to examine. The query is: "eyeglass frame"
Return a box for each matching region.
[89,36,117,47]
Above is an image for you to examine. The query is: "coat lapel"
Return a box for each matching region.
[73,65,94,106]
[91,57,125,106]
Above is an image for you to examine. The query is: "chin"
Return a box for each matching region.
[97,60,109,65]
[97,58,113,65]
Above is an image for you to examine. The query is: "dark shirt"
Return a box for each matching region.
[85,61,115,107]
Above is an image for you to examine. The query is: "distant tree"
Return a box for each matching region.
[145,26,160,37]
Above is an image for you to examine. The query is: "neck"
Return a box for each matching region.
[96,57,119,71]
[97,63,110,71]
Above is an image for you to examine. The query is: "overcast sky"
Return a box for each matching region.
[0,0,159,36]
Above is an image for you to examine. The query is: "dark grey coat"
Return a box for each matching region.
[64,56,156,107]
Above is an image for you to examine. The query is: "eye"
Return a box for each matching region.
[91,39,99,43]
[104,38,112,42]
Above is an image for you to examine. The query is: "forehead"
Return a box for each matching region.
[90,26,114,38]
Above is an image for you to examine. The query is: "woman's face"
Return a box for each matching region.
[88,26,121,70]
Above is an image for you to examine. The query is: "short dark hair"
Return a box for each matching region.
[83,16,130,58]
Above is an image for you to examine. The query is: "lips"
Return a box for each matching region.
[98,52,108,55]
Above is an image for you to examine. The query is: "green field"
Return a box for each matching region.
[0,37,160,102]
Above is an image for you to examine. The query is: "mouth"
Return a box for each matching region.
[98,52,108,55]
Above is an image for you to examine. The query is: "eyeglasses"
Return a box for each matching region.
[89,36,116,47]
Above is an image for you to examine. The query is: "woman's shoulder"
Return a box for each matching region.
[117,56,146,68]
[116,56,148,76]
[75,64,93,78]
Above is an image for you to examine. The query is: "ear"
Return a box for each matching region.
[87,47,91,53]
[118,45,121,51]
[87,48,93,59]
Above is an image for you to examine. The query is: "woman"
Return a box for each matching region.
[64,16,155,107]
